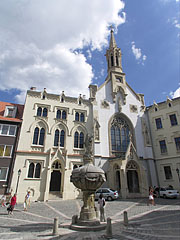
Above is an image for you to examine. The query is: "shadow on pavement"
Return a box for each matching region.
[116,197,180,206]
[0,223,53,232]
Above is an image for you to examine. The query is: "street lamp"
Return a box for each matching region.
[15,169,21,194]
[176,168,180,183]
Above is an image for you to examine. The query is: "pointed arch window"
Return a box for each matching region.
[56,110,61,119]
[33,127,39,144]
[36,106,48,117]
[79,132,84,148]
[28,162,41,178]
[75,112,79,121]
[62,110,66,119]
[74,131,79,148]
[28,163,34,178]
[52,160,61,169]
[35,163,41,178]
[43,108,48,117]
[111,55,114,66]
[33,127,45,145]
[111,116,130,157]
[74,131,84,149]
[60,130,65,147]
[54,129,65,147]
[39,128,45,145]
[37,107,42,117]
[54,129,59,146]
[80,113,85,122]
[116,55,119,66]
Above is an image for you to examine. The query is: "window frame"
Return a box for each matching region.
[37,107,42,117]
[174,137,180,151]
[75,112,79,121]
[164,166,172,180]
[0,167,9,181]
[4,106,17,118]
[27,162,41,179]
[110,123,130,155]
[56,110,61,119]
[155,118,162,129]
[80,113,85,122]
[54,129,65,147]
[74,131,79,148]
[74,131,84,149]
[42,108,48,117]
[36,106,48,117]
[0,145,13,157]
[169,114,178,126]
[159,140,167,154]
[0,124,17,136]
[32,127,45,146]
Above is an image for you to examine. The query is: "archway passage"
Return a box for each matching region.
[49,171,61,192]
[127,170,139,193]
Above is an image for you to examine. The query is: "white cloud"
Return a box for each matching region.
[131,42,147,65]
[0,0,125,103]
[160,0,179,3]
[170,87,180,99]
[86,50,92,59]
[172,19,180,29]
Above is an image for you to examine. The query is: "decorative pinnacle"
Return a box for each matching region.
[110,25,114,32]
[109,25,117,49]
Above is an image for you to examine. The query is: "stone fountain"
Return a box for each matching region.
[70,134,106,231]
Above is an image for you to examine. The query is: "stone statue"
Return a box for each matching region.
[85,134,94,157]
[141,118,151,146]
[94,118,100,141]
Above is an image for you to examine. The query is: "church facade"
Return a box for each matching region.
[90,30,157,198]
[10,30,158,202]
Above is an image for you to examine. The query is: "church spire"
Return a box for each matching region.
[109,27,117,49]
[105,27,127,103]
[105,27,122,73]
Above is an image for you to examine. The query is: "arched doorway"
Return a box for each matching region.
[50,171,61,191]
[114,164,121,192]
[126,161,139,193]
[49,160,62,192]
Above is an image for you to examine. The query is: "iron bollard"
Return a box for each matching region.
[123,211,128,226]
[106,217,112,238]
[52,217,59,236]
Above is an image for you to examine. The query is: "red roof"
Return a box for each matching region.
[0,101,24,123]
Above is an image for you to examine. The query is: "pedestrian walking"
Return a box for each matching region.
[98,193,106,222]
[0,194,6,207]
[148,186,155,206]
[24,191,31,211]
[7,194,17,215]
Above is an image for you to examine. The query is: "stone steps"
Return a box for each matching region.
[48,192,62,200]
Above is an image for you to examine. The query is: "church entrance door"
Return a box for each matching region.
[127,170,139,193]
[49,171,61,192]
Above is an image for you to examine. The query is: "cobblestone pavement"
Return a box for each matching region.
[0,197,179,239]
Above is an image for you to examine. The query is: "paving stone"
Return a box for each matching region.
[0,197,179,239]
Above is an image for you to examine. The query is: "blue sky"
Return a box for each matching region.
[0,0,179,106]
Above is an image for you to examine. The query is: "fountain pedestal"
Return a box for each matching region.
[70,135,106,231]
